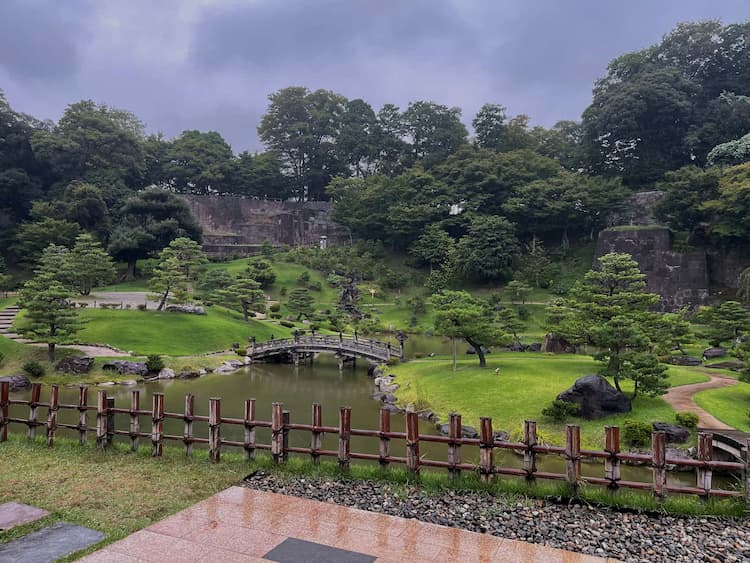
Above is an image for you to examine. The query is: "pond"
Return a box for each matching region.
[8,352,736,492]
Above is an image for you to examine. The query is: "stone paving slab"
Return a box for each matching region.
[0,502,49,531]
[0,522,105,563]
[80,487,614,562]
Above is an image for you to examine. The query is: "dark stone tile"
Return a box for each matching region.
[264,537,376,563]
[0,503,49,531]
[0,522,105,563]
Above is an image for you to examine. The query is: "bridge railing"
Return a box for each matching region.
[249,335,401,359]
[2,382,748,505]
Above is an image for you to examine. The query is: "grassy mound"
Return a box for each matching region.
[694,383,750,432]
[390,354,710,448]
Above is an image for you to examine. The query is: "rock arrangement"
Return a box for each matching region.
[556,374,632,419]
[0,375,32,391]
[243,472,750,562]
[55,356,94,374]
[102,361,148,376]
[165,304,206,315]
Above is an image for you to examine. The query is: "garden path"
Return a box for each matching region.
[662,370,738,429]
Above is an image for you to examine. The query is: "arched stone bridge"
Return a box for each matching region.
[248,334,402,366]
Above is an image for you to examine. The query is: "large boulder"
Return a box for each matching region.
[158,368,176,380]
[556,375,631,420]
[668,356,702,367]
[165,304,206,315]
[0,375,32,391]
[703,347,726,360]
[527,343,542,353]
[653,422,690,444]
[102,361,148,376]
[541,333,576,354]
[56,356,94,374]
[367,364,384,378]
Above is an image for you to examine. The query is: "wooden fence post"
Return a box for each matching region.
[311,403,322,465]
[378,407,390,468]
[183,394,194,456]
[151,393,164,457]
[282,410,290,463]
[106,397,115,446]
[697,432,713,500]
[406,411,420,476]
[130,390,140,452]
[652,431,667,500]
[96,390,107,450]
[46,384,59,447]
[271,402,283,464]
[448,413,462,479]
[338,406,351,471]
[523,420,537,482]
[479,417,493,483]
[28,383,41,441]
[209,397,221,463]
[604,426,621,490]
[565,425,581,491]
[0,381,8,442]
[78,385,88,445]
[244,399,256,461]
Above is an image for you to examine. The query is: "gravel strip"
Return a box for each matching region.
[242,472,750,562]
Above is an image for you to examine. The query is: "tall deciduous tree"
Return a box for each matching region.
[456,215,519,281]
[109,188,202,279]
[402,101,468,165]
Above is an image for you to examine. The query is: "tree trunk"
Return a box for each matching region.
[241,302,249,322]
[452,336,457,372]
[48,343,56,363]
[562,226,570,249]
[125,260,136,281]
[467,338,486,368]
[157,288,169,311]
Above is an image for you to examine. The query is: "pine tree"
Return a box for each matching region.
[18,272,80,362]
[217,275,266,321]
[287,288,315,320]
[64,234,116,295]
[149,238,208,310]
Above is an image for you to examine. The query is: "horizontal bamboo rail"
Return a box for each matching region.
[1,382,747,503]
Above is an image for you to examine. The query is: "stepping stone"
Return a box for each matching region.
[264,538,376,563]
[0,522,105,563]
[0,503,49,531]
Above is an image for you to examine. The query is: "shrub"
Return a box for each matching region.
[279,287,288,297]
[517,305,530,320]
[270,313,282,319]
[541,400,580,422]
[675,411,699,430]
[235,348,247,357]
[22,361,45,378]
[280,320,295,328]
[269,303,281,312]
[308,281,322,291]
[296,271,311,285]
[145,355,164,373]
[78,302,88,309]
[622,420,652,449]
[137,304,147,311]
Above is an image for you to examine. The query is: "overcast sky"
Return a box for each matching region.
[1,0,748,152]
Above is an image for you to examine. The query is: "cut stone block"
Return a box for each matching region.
[0,502,49,531]
[0,522,105,563]
[264,537,376,563]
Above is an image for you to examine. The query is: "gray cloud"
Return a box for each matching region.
[0,0,748,151]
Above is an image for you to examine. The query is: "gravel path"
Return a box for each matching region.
[663,371,738,429]
[242,472,750,562]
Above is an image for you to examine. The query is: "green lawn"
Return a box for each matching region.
[694,382,750,432]
[27,307,293,356]
[390,354,709,448]
[0,436,245,559]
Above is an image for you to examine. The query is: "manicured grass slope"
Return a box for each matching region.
[74,308,292,356]
[694,383,750,432]
[391,354,709,448]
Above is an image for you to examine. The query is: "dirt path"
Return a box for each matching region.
[663,370,738,429]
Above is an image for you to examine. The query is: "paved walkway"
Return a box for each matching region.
[80,487,612,562]
[663,370,738,429]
